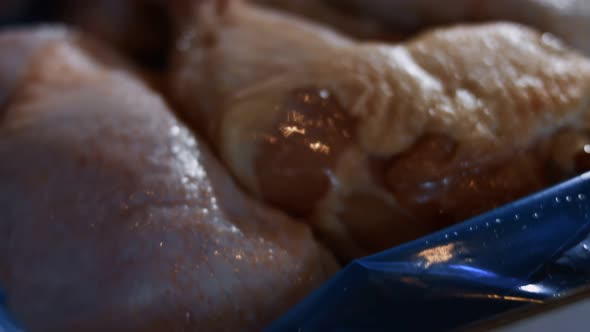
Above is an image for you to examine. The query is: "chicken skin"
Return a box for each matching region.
[333,0,590,54]
[0,26,336,331]
[169,1,590,259]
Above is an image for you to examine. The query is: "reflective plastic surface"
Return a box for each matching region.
[267,172,590,331]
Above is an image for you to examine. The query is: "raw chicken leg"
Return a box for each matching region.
[169,1,590,259]
[0,26,336,331]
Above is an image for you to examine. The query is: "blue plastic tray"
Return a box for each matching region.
[267,173,590,331]
[3,174,590,331]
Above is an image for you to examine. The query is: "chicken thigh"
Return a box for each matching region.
[0,26,336,331]
[169,1,590,259]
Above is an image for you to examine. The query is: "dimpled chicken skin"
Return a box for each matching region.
[0,26,336,332]
[170,1,590,260]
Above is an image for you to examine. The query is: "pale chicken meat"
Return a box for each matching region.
[333,0,590,54]
[169,1,590,259]
[0,26,336,331]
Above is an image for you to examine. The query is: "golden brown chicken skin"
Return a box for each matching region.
[0,26,337,331]
[169,1,590,260]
